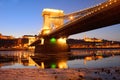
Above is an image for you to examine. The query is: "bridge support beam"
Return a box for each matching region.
[35,37,70,53]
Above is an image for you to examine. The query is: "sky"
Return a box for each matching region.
[0,0,120,41]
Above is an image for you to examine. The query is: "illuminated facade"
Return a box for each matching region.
[84,37,102,42]
[0,33,14,39]
[41,8,64,35]
[83,35,102,42]
[68,38,120,49]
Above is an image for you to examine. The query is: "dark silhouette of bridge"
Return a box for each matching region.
[41,0,120,38]
[31,0,120,53]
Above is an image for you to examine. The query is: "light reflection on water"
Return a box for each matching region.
[68,56,120,68]
[0,49,120,68]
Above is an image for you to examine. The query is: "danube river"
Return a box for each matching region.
[0,49,120,68]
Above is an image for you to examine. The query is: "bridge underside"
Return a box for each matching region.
[47,2,120,38]
[34,38,70,53]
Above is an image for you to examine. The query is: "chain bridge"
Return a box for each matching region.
[31,0,120,53]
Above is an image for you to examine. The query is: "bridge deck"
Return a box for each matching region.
[42,0,120,38]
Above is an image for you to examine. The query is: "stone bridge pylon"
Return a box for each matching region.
[34,9,70,53]
[41,8,64,35]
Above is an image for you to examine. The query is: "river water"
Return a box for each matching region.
[0,49,120,69]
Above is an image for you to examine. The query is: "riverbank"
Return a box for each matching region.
[0,48,34,51]
[1,47,120,51]
[71,47,120,50]
[0,67,120,80]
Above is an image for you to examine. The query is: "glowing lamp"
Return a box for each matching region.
[50,38,56,43]
[51,63,56,68]
[69,16,74,20]
[57,38,66,44]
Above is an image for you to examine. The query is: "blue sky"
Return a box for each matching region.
[0,0,120,41]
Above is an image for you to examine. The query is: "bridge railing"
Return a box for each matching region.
[64,0,118,21]
[49,0,119,35]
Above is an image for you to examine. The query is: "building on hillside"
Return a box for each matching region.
[0,33,14,39]
[83,34,102,42]
[84,37,102,42]
[67,38,120,49]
